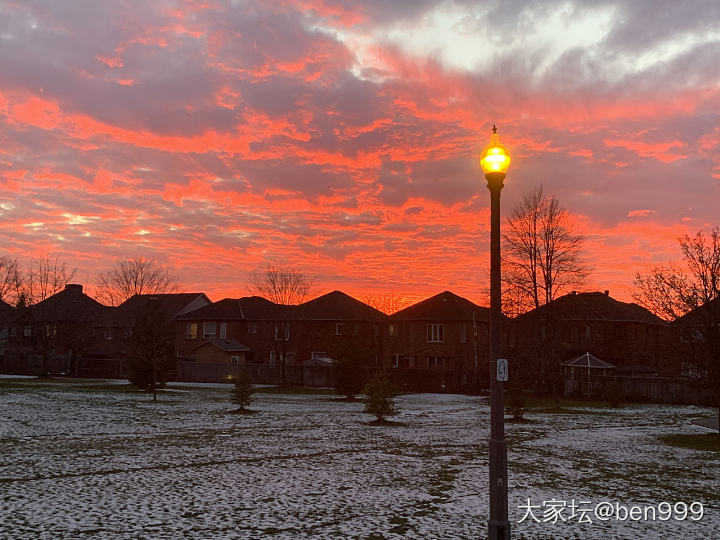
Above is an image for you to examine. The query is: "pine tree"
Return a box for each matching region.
[363,372,397,423]
[231,370,255,413]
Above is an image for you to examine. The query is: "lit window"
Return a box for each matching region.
[427,324,444,342]
[203,322,216,340]
[186,323,197,339]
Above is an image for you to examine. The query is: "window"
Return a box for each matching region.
[354,324,359,335]
[392,354,401,368]
[427,324,444,342]
[336,323,344,336]
[460,324,467,343]
[283,352,295,363]
[186,323,198,339]
[104,328,113,341]
[177,349,184,358]
[123,327,132,340]
[248,323,257,335]
[388,324,398,336]
[10,326,17,337]
[373,325,379,337]
[270,351,277,363]
[311,351,327,360]
[231,355,240,364]
[24,325,32,337]
[274,323,289,340]
[219,322,227,340]
[203,322,217,340]
[428,356,445,369]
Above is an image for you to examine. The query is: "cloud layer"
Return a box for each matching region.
[1,0,718,304]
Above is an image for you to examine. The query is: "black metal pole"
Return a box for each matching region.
[486,171,510,540]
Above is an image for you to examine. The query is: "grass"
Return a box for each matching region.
[658,433,720,452]
[252,385,335,395]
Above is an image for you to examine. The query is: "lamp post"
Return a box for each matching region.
[480,124,511,540]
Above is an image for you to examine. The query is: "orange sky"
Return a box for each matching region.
[0,1,719,307]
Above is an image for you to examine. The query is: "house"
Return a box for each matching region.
[0,299,15,349]
[5,284,111,375]
[511,290,673,386]
[98,292,210,358]
[671,297,720,378]
[384,291,492,392]
[174,291,385,384]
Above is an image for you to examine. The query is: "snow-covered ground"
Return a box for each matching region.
[1,378,717,539]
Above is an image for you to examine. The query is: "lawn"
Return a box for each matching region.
[1,377,718,539]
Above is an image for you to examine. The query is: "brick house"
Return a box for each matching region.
[672,297,720,378]
[98,292,210,358]
[0,299,15,348]
[174,291,385,383]
[510,290,673,385]
[5,284,111,374]
[386,291,492,389]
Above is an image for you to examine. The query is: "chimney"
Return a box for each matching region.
[570,291,576,296]
[604,290,609,296]
[65,284,83,293]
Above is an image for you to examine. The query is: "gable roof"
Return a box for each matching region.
[24,284,110,324]
[672,297,720,326]
[175,296,295,321]
[517,291,666,324]
[0,299,16,324]
[105,293,210,326]
[390,291,490,322]
[192,339,250,353]
[562,352,616,369]
[298,291,386,321]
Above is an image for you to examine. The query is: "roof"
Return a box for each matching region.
[175,296,295,321]
[390,291,490,322]
[673,297,720,327]
[192,339,250,353]
[517,291,667,324]
[106,293,209,326]
[23,284,110,324]
[0,299,15,324]
[562,352,616,369]
[297,291,386,321]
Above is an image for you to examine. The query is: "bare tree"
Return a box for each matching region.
[361,292,412,315]
[0,256,22,305]
[247,264,312,385]
[247,264,312,305]
[503,186,590,311]
[96,256,180,306]
[24,255,77,305]
[633,228,720,432]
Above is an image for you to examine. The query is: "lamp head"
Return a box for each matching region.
[480,124,511,177]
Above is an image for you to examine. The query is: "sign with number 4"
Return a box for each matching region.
[497,358,508,382]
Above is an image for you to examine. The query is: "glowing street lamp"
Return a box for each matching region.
[480,124,510,540]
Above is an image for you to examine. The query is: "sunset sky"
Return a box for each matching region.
[1,0,718,306]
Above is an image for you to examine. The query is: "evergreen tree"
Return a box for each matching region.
[334,343,367,399]
[363,372,397,422]
[127,298,175,400]
[231,370,255,412]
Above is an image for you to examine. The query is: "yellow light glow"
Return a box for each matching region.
[480,127,511,175]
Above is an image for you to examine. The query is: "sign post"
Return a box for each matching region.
[496,358,508,382]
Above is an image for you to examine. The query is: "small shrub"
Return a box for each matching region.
[363,372,397,422]
[230,370,255,413]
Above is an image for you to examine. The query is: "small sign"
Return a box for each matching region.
[496,358,508,382]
